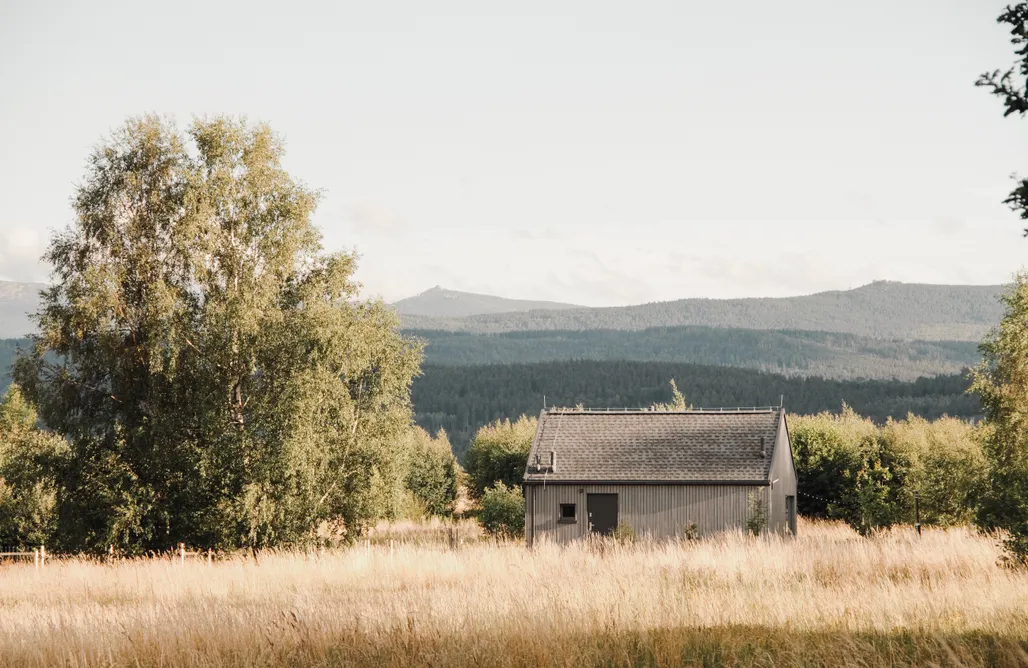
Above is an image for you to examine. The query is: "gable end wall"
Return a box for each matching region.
[767,411,798,535]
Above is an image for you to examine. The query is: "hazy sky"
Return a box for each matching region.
[2,0,1027,305]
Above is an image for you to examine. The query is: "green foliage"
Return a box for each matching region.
[464,416,536,498]
[877,416,986,527]
[791,408,985,530]
[611,521,637,543]
[412,361,979,453]
[0,384,68,548]
[971,273,1028,564]
[404,428,461,517]
[478,482,524,539]
[12,116,422,553]
[789,407,875,517]
[977,3,1028,235]
[832,457,897,537]
[408,327,981,381]
[682,522,699,541]
[746,492,767,536]
[650,379,690,411]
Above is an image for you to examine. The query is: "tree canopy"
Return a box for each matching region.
[970,274,1028,562]
[978,3,1028,234]
[13,116,422,553]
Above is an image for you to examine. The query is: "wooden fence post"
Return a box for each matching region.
[179,543,185,566]
[40,544,46,567]
[207,548,212,566]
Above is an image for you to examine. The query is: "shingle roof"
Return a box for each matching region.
[523,409,782,484]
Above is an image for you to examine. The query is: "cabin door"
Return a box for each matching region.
[786,495,797,535]
[587,493,618,536]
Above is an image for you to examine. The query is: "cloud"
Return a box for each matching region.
[933,216,967,235]
[0,225,49,282]
[344,202,408,236]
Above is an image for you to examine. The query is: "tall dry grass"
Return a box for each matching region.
[0,520,1026,667]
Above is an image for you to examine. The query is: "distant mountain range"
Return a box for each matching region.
[4,280,1006,341]
[0,281,44,339]
[400,281,1006,341]
[0,279,1006,384]
[392,286,580,318]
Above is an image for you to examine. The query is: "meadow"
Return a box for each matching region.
[0,520,1026,668]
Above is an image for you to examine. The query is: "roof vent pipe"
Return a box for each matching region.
[550,450,556,471]
[760,436,766,459]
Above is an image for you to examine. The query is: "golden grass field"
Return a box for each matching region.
[0,520,1026,668]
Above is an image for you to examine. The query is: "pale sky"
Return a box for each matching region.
[2,0,1027,306]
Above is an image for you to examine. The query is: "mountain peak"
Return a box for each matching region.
[392,287,580,318]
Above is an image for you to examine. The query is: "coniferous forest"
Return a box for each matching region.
[1,336,979,461]
[412,361,978,456]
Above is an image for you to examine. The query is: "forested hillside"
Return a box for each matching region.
[1,338,979,461]
[392,286,580,317]
[0,338,25,387]
[409,327,979,380]
[401,281,1005,340]
[412,361,979,456]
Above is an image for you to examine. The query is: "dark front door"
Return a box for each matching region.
[786,495,796,535]
[587,493,618,536]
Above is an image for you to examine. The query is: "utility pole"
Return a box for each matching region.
[914,490,921,536]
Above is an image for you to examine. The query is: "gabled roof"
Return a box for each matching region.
[523,409,783,484]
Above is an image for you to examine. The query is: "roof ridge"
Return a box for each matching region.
[542,408,779,415]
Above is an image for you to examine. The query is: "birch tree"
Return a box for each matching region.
[14,116,421,552]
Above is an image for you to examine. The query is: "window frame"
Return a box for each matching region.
[558,502,577,524]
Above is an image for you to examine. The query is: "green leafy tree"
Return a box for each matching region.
[971,274,1028,563]
[478,482,524,539]
[13,116,421,553]
[878,415,986,527]
[464,415,536,498]
[0,385,68,548]
[978,3,1028,235]
[831,456,897,537]
[405,428,461,517]
[788,406,870,517]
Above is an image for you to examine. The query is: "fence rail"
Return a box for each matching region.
[0,546,47,567]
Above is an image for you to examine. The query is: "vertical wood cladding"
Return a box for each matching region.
[527,483,773,544]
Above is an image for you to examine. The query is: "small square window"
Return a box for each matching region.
[559,503,577,523]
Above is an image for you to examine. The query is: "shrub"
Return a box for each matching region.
[611,521,637,543]
[831,456,898,537]
[406,428,462,517]
[746,492,767,536]
[0,385,67,549]
[465,416,536,499]
[788,407,870,517]
[478,482,525,539]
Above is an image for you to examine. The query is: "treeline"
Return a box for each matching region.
[407,327,978,380]
[400,281,1004,341]
[412,361,979,456]
[0,384,461,551]
[457,403,986,538]
[791,409,984,532]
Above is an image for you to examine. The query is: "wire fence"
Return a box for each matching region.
[0,546,47,568]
